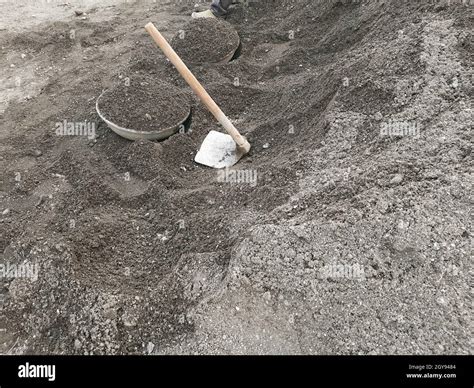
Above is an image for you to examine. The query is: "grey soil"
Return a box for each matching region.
[171,18,240,64]
[98,76,190,132]
[0,0,472,356]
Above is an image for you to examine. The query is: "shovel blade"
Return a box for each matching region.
[195,130,244,169]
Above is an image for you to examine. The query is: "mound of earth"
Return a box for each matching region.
[97,75,190,133]
[171,18,240,64]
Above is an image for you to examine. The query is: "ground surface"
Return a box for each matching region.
[0,0,472,355]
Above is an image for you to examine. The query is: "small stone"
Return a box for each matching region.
[123,316,137,327]
[451,77,459,88]
[436,296,448,306]
[262,143,270,149]
[146,342,155,354]
[74,339,82,349]
[390,174,404,185]
[36,195,45,207]
[145,113,152,121]
[74,10,84,16]
[2,208,10,216]
[377,199,389,214]
[397,220,409,230]
[122,308,138,327]
[21,53,26,59]
[91,240,100,249]
[32,149,42,157]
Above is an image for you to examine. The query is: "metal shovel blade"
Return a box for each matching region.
[195,130,244,169]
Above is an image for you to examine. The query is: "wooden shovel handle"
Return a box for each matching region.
[145,22,250,153]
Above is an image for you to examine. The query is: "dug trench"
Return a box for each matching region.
[0,0,472,354]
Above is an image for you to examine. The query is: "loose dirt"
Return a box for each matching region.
[0,0,472,355]
[97,75,190,132]
[171,18,240,64]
